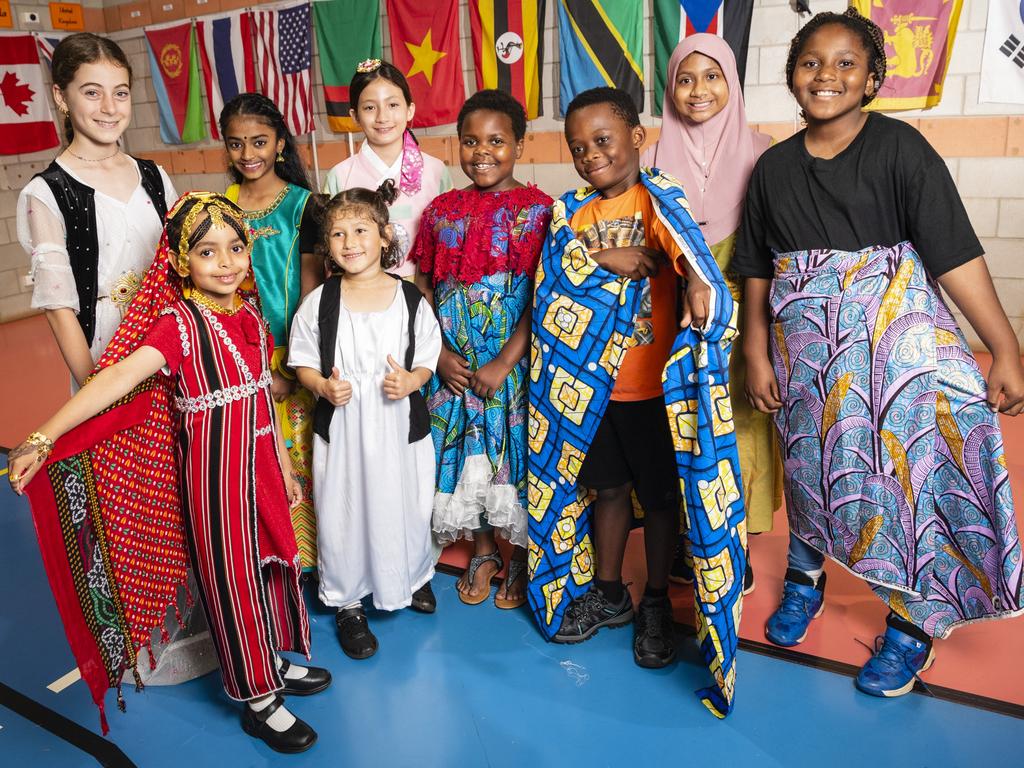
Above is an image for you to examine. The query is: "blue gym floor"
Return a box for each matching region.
[2,464,1022,768]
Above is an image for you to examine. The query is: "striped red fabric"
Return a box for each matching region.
[252,2,314,136]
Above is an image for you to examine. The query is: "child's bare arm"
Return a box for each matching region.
[742,277,783,414]
[593,246,662,280]
[275,421,302,506]
[300,252,323,299]
[471,310,531,399]
[678,259,711,330]
[383,355,431,400]
[9,346,167,492]
[46,308,96,387]
[937,258,1024,415]
[296,365,352,406]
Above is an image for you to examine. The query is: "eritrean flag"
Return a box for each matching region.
[556,0,643,117]
[469,0,545,119]
[145,20,207,145]
[652,0,755,114]
[313,0,382,133]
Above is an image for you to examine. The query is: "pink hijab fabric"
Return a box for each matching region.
[645,34,771,247]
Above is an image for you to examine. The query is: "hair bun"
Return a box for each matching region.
[376,178,399,206]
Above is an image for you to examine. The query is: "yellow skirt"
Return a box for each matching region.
[272,347,318,568]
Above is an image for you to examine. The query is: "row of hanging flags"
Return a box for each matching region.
[4,0,1021,155]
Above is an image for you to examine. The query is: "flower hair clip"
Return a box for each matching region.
[357,58,382,74]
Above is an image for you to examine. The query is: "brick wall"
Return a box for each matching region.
[1,0,1021,347]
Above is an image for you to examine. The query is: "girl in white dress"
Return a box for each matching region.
[17,33,176,387]
[289,181,441,660]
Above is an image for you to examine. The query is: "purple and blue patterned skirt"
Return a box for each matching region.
[769,241,1022,637]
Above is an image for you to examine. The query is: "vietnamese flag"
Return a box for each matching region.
[145,21,207,145]
[385,0,464,127]
[0,33,59,155]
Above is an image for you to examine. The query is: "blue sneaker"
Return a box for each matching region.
[764,569,826,646]
[855,626,934,697]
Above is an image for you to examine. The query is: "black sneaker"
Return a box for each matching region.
[633,594,677,668]
[553,586,634,644]
[743,560,755,596]
[410,581,436,614]
[336,606,378,660]
[668,541,694,585]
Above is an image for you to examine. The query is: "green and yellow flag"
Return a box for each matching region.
[313,0,383,133]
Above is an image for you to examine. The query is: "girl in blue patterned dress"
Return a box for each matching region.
[412,90,551,608]
[735,9,1023,698]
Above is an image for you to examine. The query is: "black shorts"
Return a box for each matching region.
[577,396,680,512]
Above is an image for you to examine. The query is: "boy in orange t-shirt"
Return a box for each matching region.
[552,88,712,669]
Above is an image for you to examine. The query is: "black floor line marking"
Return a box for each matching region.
[0,682,138,767]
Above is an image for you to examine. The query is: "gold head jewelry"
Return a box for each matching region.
[167,192,246,275]
[357,58,382,73]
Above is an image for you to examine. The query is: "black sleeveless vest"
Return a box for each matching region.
[34,158,168,345]
[312,275,431,444]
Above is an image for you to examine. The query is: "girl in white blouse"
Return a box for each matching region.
[17,33,176,388]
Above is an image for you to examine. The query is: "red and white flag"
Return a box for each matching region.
[0,33,59,155]
[253,2,314,136]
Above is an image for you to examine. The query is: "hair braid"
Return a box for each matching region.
[784,7,887,106]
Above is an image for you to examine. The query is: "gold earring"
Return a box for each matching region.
[276,152,284,163]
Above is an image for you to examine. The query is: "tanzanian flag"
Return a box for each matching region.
[313,0,383,133]
[469,0,546,119]
[653,0,755,114]
[556,0,643,116]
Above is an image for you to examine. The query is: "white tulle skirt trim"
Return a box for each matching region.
[432,454,528,548]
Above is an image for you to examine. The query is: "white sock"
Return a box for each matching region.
[248,693,296,732]
[276,654,309,680]
[806,567,824,586]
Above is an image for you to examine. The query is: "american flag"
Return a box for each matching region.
[253,2,314,136]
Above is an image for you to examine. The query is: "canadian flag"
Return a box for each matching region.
[0,34,59,155]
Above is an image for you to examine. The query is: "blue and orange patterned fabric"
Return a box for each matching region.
[527,168,748,717]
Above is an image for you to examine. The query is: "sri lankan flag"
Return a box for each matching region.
[469,0,546,119]
[556,0,643,116]
[313,0,383,133]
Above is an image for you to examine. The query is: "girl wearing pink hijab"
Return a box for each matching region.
[644,34,781,587]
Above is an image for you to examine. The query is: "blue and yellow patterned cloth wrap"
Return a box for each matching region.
[526,168,748,717]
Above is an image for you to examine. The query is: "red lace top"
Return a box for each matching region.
[410,185,552,286]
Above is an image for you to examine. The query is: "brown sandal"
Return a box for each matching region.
[494,559,527,609]
[458,550,503,605]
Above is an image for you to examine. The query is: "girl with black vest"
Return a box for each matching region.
[16,33,176,388]
[288,182,442,660]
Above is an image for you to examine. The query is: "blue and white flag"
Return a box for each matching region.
[980,0,1024,104]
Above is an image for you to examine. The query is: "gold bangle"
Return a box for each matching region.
[25,431,54,461]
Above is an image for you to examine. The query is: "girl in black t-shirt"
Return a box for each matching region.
[735,8,1024,699]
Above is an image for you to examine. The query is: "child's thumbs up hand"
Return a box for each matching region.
[319,366,352,406]
[383,354,416,400]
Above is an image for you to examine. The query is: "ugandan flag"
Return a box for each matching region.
[469,0,546,119]
[556,0,643,117]
[313,0,382,133]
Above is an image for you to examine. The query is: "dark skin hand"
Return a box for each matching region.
[593,245,662,281]
[470,311,531,399]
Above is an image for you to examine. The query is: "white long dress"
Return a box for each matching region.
[289,281,442,610]
[16,159,177,365]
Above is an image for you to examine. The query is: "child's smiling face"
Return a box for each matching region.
[791,23,876,124]
[672,51,729,124]
[458,108,523,192]
[185,216,251,305]
[565,102,646,199]
[327,211,390,278]
[224,116,285,183]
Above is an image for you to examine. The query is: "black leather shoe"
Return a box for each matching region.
[279,658,332,696]
[336,606,378,659]
[410,581,436,613]
[241,695,317,754]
